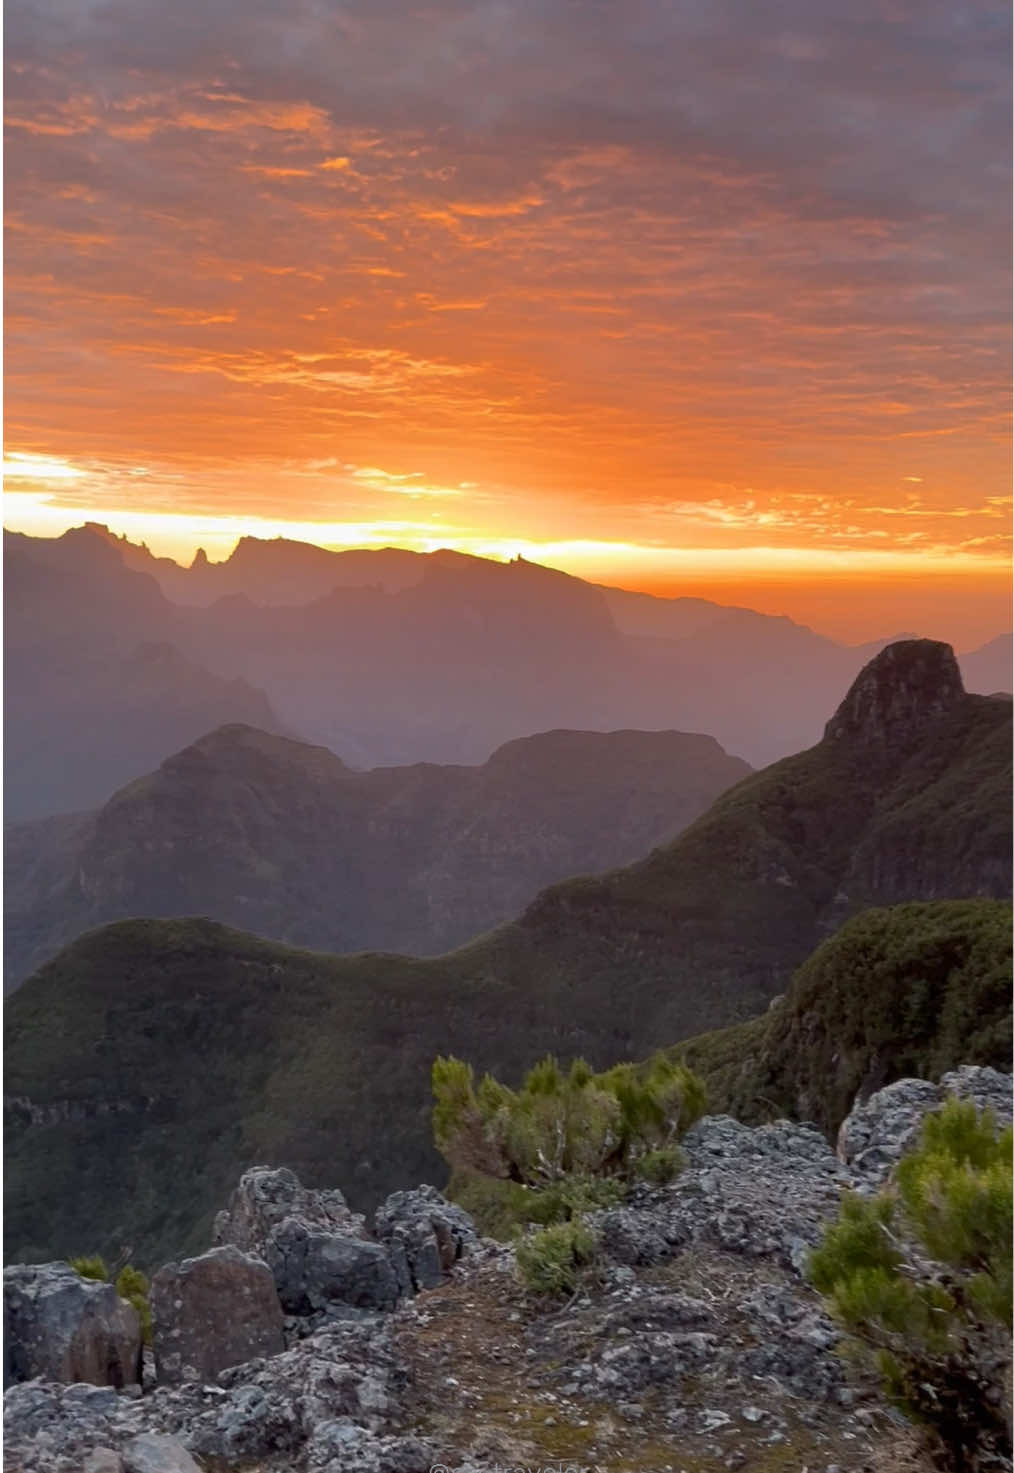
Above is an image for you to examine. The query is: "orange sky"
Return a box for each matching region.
[4,1,1011,645]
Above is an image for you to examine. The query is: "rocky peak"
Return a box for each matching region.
[824,638,965,750]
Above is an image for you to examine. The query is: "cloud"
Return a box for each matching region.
[3,0,1010,579]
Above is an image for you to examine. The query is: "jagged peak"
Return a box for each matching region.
[824,638,965,747]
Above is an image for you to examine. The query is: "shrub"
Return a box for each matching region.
[515,1219,598,1297]
[433,1050,704,1188]
[433,1050,703,1236]
[808,1097,1012,1471]
[68,1254,109,1282]
[115,1265,153,1346]
[632,1145,686,1185]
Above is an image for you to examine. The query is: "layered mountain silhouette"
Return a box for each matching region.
[3,723,750,989]
[6,640,1011,1264]
[7,526,1009,820]
[4,530,284,819]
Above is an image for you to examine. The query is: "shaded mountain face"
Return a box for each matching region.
[3,724,751,989]
[5,641,1011,1265]
[9,527,1009,822]
[674,898,1012,1137]
[3,532,286,820]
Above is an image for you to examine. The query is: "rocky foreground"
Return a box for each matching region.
[5,1067,1011,1473]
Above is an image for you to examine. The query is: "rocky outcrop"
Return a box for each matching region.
[150,1246,284,1386]
[213,1168,470,1318]
[824,638,965,753]
[4,1316,429,1473]
[267,1222,400,1317]
[213,1165,367,1256]
[373,1184,477,1295]
[837,1064,1014,1188]
[6,1071,1011,1473]
[3,1264,141,1390]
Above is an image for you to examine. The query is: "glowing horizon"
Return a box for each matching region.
[4,1,1011,647]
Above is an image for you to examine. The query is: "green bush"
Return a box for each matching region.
[515,1219,598,1297]
[808,1097,1012,1471]
[115,1265,153,1346]
[433,1050,703,1186]
[433,1050,703,1236]
[68,1254,109,1282]
[67,1255,153,1345]
[632,1144,686,1185]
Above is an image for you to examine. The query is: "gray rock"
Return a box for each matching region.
[3,1262,141,1388]
[268,1221,400,1314]
[121,1433,202,1473]
[83,1450,125,1473]
[150,1244,285,1386]
[214,1166,366,1256]
[838,1067,1013,1189]
[373,1185,477,1295]
[305,1417,431,1472]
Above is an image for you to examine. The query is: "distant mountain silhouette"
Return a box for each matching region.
[3,531,285,818]
[958,633,1013,695]
[3,722,750,989]
[6,640,1010,1265]
[6,526,1009,818]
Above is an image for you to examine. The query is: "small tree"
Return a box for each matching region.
[433,1051,704,1190]
[808,1097,1012,1471]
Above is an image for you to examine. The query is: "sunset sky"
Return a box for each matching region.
[4,0,1011,643]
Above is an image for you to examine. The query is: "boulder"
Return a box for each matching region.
[83,1451,124,1473]
[150,1244,284,1386]
[267,1221,399,1315]
[213,1165,366,1256]
[3,1262,141,1388]
[373,1185,477,1295]
[122,1435,202,1473]
[838,1066,1013,1189]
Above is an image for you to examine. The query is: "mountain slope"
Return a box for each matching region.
[5,640,1010,1264]
[3,723,750,988]
[673,898,1013,1135]
[3,532,286,819]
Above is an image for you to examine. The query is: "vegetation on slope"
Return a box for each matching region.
[4,721,750,989]
[674,899,1013,1134]
[5,645,1011,1266]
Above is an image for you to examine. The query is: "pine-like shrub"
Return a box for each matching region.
[808,1097,1012,1471]
[433,1051,703,1190]
[515,1218,598,1297]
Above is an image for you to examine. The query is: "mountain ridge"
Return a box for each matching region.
[4,722,750,989]
[5,639,1010,1265]
[7,526,1010,819]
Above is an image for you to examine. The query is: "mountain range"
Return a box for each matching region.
[6,525,1010,819]
[3,723,750,989]
[6,639,1010,1266]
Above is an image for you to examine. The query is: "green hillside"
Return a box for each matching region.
[673,899,1013,1133]
[5,642,1011,1266]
